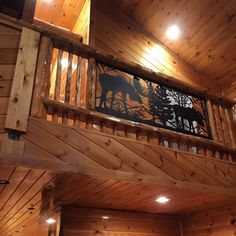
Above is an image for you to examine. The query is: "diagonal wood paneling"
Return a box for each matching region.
[24,118,236,190]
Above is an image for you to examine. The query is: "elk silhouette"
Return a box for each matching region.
[172,105,204,133]
[98,73,143,114]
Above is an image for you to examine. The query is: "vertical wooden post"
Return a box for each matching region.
[89,0,96,47]
[5,27,40,132]
[227,105,236,148]
[212,103,223,143]
[86,58,96,109]
[206,99,218,142]
[54,50,63,101]
[22,0,37,23]
[75,56,83,106]
[31,36,53,118]
[65,53,73,103]
[219,105,230,145]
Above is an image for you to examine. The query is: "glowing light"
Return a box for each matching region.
[148,45,165,62]
[60,58,77,71]
[43,0,52,3]
[46,218,56,224]
[102,216,109,220]
[155,196,170,204]
[109,117,121,122]
[60,58,68,68]
[166,25,180,40]
[141,45,166,70]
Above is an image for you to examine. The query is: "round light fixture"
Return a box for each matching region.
[166,25,180,40]
[46,218,56,224]
[155,196,170,204]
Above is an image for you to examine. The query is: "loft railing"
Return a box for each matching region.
[2,15,234,163]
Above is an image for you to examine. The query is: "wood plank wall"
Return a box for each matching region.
[0,24,21,133]
[182,204,236,236]
[72,0,91,45]
[61,207,181,236]
[90,0,218,92]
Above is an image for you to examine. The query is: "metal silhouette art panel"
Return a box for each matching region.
[95,63,211,138]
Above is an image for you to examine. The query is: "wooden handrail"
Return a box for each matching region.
[0,13,235,106]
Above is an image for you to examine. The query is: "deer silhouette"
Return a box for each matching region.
[98,73,143,113]
[172,105,204,133]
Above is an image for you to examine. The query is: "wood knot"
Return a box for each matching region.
[230,219,235,225]
[13,97,19,103]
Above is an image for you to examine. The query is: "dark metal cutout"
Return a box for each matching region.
[95,63,211,138]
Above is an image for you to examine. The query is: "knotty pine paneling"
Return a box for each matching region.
[182,204,236,236]
[0,165,56,236]
[90,0,218,92]
[0,24,20,133]
[34,0,86,31]
[112,0,236,99]
[72,0,91,44]
[27,118,236,190]
[61,207,181,236]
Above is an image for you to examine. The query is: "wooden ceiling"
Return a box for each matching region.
[53,173,236,215]
[111,0,236,98]
[34,0,86,30]
[0,165,236,236]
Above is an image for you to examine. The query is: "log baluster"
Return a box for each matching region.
[65,53,73,104]
[54,49,63,101]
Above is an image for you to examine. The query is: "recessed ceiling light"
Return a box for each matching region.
[0,180,10,185]
[155,196,170,204]
[46,218,56,224]
[166,25,180,40]
[102,216,109,220]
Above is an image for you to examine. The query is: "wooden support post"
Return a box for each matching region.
[31,36,53,118]
[212,103,223,143]
[75,56,83,106]
[22,0,37,23]
[219,105,228,145]
[54,50,63,101]
[225,106,236,148]
[5,27,40,132]
[86,58,96,109]
[65,53,73,103]
[206,99,218,142]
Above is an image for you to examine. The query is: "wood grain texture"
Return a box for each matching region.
[182,204,236,236]
[72,0,91,44]
[0,165,55,236]
[112,0,236,99]
[61,207,181,236]
[5,27,40,132]
[90,0,218,93]
[0,24,21,133]
[35,0,86,31]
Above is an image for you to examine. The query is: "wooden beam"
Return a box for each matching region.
[22,0,37,23]
[0,151,236,196]
[33,18,83,44]
[5,27,40,132]
[31,36,53,118]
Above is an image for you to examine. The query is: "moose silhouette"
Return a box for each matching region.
[98,73,143,113]
[172,105,204,133]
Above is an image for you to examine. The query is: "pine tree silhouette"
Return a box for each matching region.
[155,85,173,126]
[148,82,158,123]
